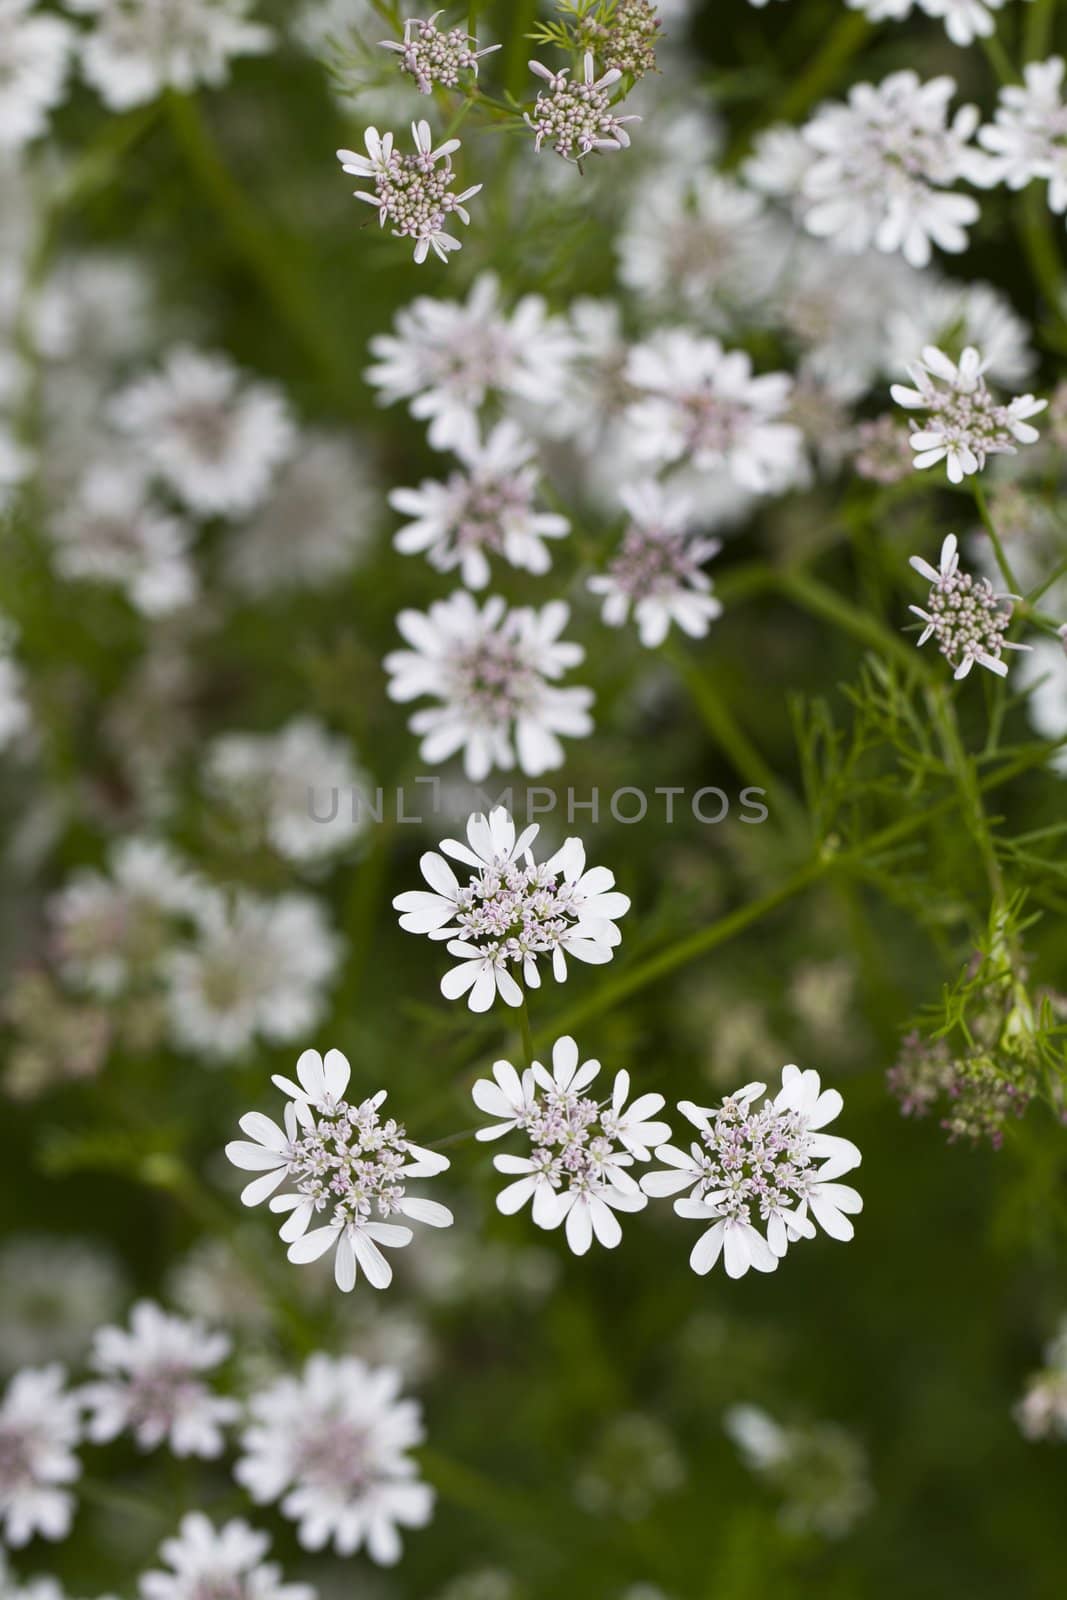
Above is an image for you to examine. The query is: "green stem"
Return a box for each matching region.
[505,0,537,97]
[1018,184,1067,334]
[773,13,871,124]
[1024,0,1056,58]
[929,682,1004,902]
[518,992,535,1068]
[776,568,930,678]
[972,479,1023,596]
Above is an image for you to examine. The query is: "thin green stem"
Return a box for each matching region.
[518,992,535,1068]
[972,479,1023,595]
[776,568,930,678]
[929,682,1004,902]
[1018,184,1067,334]
[773,13,871,124]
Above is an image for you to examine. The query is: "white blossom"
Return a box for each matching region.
[226,1048,452,1292]
[235,1354,433,1562]
[1016,636,1067,776]
[473,1036,670,1255]
[800,72,982,268]
[139,1512,315,1600]
[0,1238,125,1374]
[0,616,30,753]
[0,1,73,150]
[337,121,482,265]
[380,12,499,95]
[393,807,630,1013]
[0,1366,82,1548]
[642,1066,862,1278]
[65,0,273,110]
[847,0,1009,48]
[891,344,1046,483]
[883,279,1035,388]
[48,461,196,616]
[907,532,1031,681]
[384,592,593,782]
[526,51,639,163]
[977,57,1067,217]
[81,1301,238,1458]
[589,479,722,648]
[111,347,295,519]
[390,420,569,589]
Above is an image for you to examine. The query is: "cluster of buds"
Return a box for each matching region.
[380,11,500,95]
[576,0,663,80]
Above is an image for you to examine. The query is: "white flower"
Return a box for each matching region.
[390,420,569,589]
[235,1355,433,1563]
[394,807,630,1013]
[337,120,482,264]
[526,51,639,163]
[642,1066,862,1278]
[222,431,379,596]
[164,890,340,1061]
[1016,636,1067,775]
[32,252,152,369]
[891,344,1046,483]
[847,0,1008,48]
[0,1,73,150]
[48,461,196,616]
[0,1366,82,1548]
[81,1301,238,1458]
[626,330,804,493]
[907,532,1030,681]
[800,72,982,268]
[225,1048,452,1293]
[110,347,295,519]
[473,1036,670,1255]
[203,717,372,864]
[0,617,30,753]
[138,1512,314,1600]
[589,479,722,648]
[380,12,499,95]
[1015,1317,1067,1441]
[0,1238,125,1373]
[364,273,575,452]
[384,592,593,782]
[978,57,1067,216]
[65,0,274,111]
[883,279,1035,388]
[743,122,816,199]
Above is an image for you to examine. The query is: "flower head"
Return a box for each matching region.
[0,0,72,150]
[0,1365,82,1547]
[891,344,1046,483]
[138,1512,314,1600]
[907,533,1030,680]
[226,1048,452,1292]
[642,1066,862,1278]
[589,479,722,648]
[393,807,630,1013]
[977,55,1067,214]
[380,12,499,95]
[473,1036,670,1255]
[526,51,639,163]
[337,121,482,264]
[235,1354,433,1562]
[384,592,593,782]
[66,0,273,111]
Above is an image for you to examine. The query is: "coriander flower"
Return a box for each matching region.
[390,420,569,589]
[891,344,1046,483]
[1016,637,1067,775]
[65,0,274,111]
[1014,1319,1067,1442]
[81,1301,239,1458]
[800,72,982,268]
[139,1512,314,1600]
[473,1035,670,1255]
[589,479,722,648]
[847,0,1008,49]
[393,806,630,1013]
[380,12,499,95]
[642,1066,862,1278]
[977,56,1067,215]
[226,1048,452,1292]
[384,592,593,782]
[337,121,482,264]
[235,1354,433,1562]
[0,1,73,151]
[0,1238,125,1373]
[48,461,196,617]
[0,1365,82,1547]
[526,51,639,163]
[908,533,1030,681]
[0,617,31,753]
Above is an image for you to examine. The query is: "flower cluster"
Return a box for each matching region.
[0,1365,82,1547]
[907,533,1030,681]
[724,1403,874,1537]
[138,1512,314,1600]
[380,11,499,94]
[393,807,630,1012]
[0,0,72,151]
[977,57,1067,219]
[577,0,663,79]
[641,1067,863,1278]
[1015,1319,1067,1442]
[472,1035,671,1254]
[588,479,722,648]
[526,51,639,162]
[226,1048,453,1291]
[891,344,1046,483]
[66,0,274,111]
[337,122,483,264]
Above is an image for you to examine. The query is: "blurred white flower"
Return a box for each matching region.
[474,1035,669,1255]
[1015,1317,1067,1441]
[380,13,499,95]
[236,1354,433,1562]
[138,1511,315,1600]
[48,461,196,616]
[384,592,593,782]
[891,344,1046,483]
[0,1238,125,1373]
[390,420,569,589]
[642,1066,862,1278]
[204,717,373,864]
[364,273,575,452]
[222,432,379,596]
[978,56,1067,214]
[226,1047,452,1292]
[1016,636,1067,774]
[0,616,31,752]
[526,51,639,162]
[589,479,722,648]
[800,72,982,268]
[883,279,1035,387]
[907,532,1030,681]
[66,0,274,110]
[111,347,295,519]
[626,330,805,492]
[724,1402,873,1536]
[0,1365,82,1548]
[337,121,482,264]
[0,423,34,510]
[82,1301,238,1458]
[32,252,152,368]
[848,0,1007,47]
[165,890,340,1061]
[393,806,630,1012]
[0,1,72,151]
